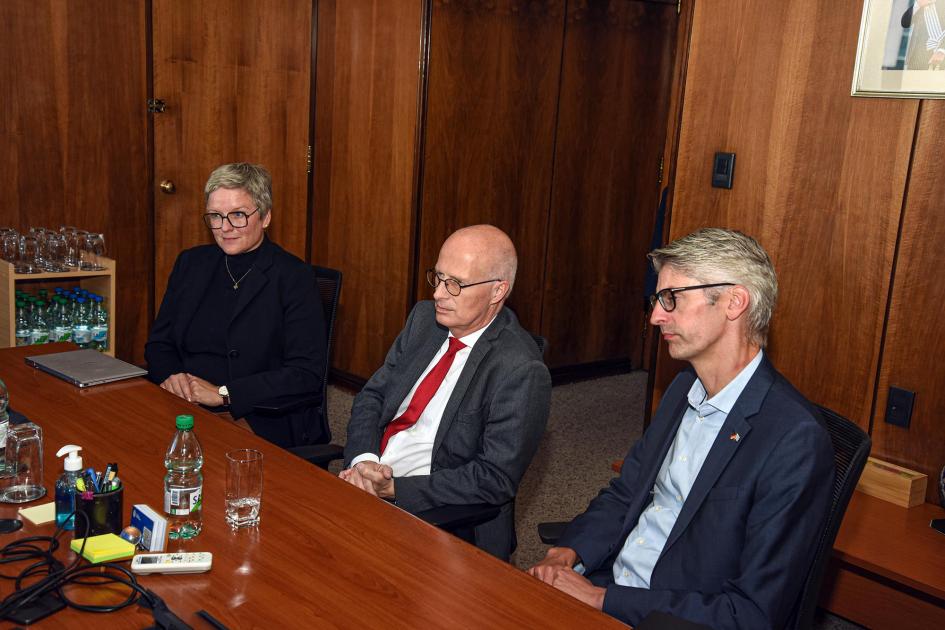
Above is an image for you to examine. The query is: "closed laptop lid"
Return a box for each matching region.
[25,349,148,388]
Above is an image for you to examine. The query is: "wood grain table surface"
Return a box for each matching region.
[0,344,624,629]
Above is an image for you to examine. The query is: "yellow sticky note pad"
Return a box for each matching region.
[19,502,56,525]
[70,534,136,563]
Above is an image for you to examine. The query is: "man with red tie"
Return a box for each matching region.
[339,224,551,560]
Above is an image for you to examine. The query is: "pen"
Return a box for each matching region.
[85,468,98,493]
[102,463,114,488]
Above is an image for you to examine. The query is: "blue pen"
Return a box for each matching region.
[86,467,99,493]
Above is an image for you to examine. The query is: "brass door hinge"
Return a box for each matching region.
[306,145,313,174]
[657,153,664,186]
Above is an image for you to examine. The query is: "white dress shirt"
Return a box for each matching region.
[350,318,495,477]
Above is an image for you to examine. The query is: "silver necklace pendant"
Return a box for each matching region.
[225,257,253,290]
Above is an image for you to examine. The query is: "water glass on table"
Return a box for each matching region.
[225,449,263,528]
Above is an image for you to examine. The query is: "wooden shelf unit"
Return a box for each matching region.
[0,257,116,356]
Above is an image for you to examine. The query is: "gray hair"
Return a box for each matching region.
[648,228,778,346]
[204,163,273,217]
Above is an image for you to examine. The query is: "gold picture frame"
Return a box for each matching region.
[853,0,945,98]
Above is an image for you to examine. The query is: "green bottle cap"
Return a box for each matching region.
[175,414,194,430]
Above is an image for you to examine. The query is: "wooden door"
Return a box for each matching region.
[540,0,678,369]
[152,0,313,307]
[0,1,151,364]
[415,0,566,336]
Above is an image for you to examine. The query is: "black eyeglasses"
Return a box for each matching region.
[648,282,735,312]
[204,208,260,229]
[426,269,500,297]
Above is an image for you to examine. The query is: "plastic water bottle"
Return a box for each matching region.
[15,301,30,347]
[164,415,204,539]
[51,297,72,343]
[29,301,49,345]
[91,296,108,351]
[72,297,92,349]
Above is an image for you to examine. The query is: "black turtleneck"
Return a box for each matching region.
[183,245,261,385]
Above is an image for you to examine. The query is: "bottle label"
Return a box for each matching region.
[53,327,72,342]
[73,328,93,344]
[164,485,203,516]
[30,331,49,345]
[92,326,107,342]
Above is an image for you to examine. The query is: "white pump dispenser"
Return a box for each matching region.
[56,444,83,471]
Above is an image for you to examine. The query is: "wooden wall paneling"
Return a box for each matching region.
[311,0,424,380]
[415,0,566,336]
[0,1,150,364]
[872,100,945,503]
[541,0,677,368]
[152,0,312,309]
[657,0,918,426]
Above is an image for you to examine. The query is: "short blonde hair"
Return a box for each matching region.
[204,163,272,217]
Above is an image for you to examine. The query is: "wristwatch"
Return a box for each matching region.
[218,385,230,407]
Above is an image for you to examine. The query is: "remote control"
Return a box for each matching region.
[131,552,213,574]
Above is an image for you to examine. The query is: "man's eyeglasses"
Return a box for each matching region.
[426,269,500,297]
[648,283,735,312]
[204,208,260,229]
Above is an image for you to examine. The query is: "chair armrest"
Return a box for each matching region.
[537,521,569,545]
[286,443,345,469]
[414,504,500,530]
[253,393,321,415]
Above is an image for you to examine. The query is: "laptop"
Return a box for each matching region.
[25,349,148,388]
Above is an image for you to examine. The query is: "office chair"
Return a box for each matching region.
[259,265,345,465]
[535,404,871,629]
[414,333,548,536]
[789,406,870,630]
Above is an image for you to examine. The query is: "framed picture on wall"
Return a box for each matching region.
[853,0,945,97]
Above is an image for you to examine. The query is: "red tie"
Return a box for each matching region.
[380,336,467,453]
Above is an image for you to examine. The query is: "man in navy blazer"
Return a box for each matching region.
[340,225,551,560]
[529,228,834,629]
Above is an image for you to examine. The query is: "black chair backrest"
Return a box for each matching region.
[314,265,342,442]
[792,405,871,630]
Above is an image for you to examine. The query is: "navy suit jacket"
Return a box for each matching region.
[145,237,327,448]
[559,357,834,629]
[344,301,551,560]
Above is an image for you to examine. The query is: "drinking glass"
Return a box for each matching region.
[80,232,106,270]
[225,449,263,528]
[0,422,45,503]
[1,231,19,263]
[16,235,39,274]
[43,232,67,271]
[61,227,80,268]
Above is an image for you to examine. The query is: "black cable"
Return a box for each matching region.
[0,509,192,628]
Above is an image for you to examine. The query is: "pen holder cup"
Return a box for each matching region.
[75,486,123,536]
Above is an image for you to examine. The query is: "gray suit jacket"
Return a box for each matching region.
[344,301,551,560]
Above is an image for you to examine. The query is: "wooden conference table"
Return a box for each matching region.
[0,344,623,629]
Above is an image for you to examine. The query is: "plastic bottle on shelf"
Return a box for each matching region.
[91,295,108,351]
[51,297,72,343]
[15,300,30,347]
[164,414,204,540]
[72,297,92,349]
[29,301,49,345]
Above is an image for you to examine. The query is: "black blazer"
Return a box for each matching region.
[145,237,327,447]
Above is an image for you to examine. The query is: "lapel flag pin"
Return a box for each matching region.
[729,432,740,442]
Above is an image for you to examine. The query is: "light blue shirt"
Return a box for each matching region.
[612,349,763,588]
